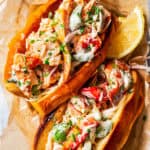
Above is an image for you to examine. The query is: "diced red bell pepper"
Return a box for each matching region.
[81,35,102,51]
[115,71,122,78]
[90,38,102,49]
[81,87,100,100]
[83,117,99,127]
[70,133,88,150]
[26,56,42,69]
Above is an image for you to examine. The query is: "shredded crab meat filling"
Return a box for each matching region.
[46,60,133,150]
[8,0,111,97]
[66,0,111,64]
[9,18,64,97]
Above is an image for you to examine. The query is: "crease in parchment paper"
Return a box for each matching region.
[0,0,29,136]
[0,86,10,136]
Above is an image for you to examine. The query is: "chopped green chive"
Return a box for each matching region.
[51,19,58,26]
[79,26,85,34]
[87,129,91,134]
[25,81,31,86]
[77,12,81,17]
[54,130,66,143]
[60,24,64,28]
[67,120,72,126]
[44,58,49,65]
[45,39,49,42]
[71,134,76,142]
[92,6,101,15]
[18,81,22,87]
[31,85,40,96]
[59,44,66,53]
[39,31,45,36]
[44,72,49,77]
[48,52,52,56]
[30,39,35,44]
[49,36,57,42]
[87,45,91,51]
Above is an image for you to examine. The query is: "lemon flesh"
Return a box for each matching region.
[106,6,145,58]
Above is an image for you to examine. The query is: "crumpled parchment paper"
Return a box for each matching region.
[0,0,149,150]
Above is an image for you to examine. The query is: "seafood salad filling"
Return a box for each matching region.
[8,0,111,98]
[66,0,111,65]
[46,60,133,150]
[8,17,66,98]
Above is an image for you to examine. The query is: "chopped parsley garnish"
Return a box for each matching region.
[53,122,72,143]
[49,36,57,42]
[18,81,22,87]
[48,52,52,56]
[51,19,58,26]
[92,6,101,15]
[96,126,102,136]
[87,45,92,51]
[54,130,66,143]
[30,39,35,44]
[43,72,49,77]
[87,129,91,134]
[60,24,64,28]
[77,12,81,17]
[44,58,49,65]
[39,31,45,36]
[79,26,85,34]
[31,85,40,96]
[86,6,101,24]
[45,33,57,43]
[67,120,72,126]
[25,81,31,86]
[45,38,49,42]
[59,44,66,53]
[87,11,92,18]
[71,133,76,142]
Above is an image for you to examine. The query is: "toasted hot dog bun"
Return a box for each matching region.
[4,0,110,117]
[33,71,144,150]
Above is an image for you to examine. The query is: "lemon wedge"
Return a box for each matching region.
[106,6,145,58]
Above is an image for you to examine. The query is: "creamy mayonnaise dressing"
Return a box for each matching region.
[46,60,133,150]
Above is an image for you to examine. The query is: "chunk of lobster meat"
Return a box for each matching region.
[81,87,100,100]
[69,96,91,114]
[13,53,26,67]
[75,33,102,53]
[42,66,60,89]
[26,56,42,69]
[70,118,99,149]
